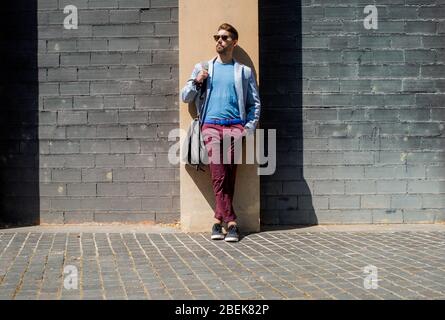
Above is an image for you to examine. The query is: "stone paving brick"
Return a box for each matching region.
[0,230,444,299]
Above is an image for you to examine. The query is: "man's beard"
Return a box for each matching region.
[216,44,226,54]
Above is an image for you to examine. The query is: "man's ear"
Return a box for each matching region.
[233,39,238,47]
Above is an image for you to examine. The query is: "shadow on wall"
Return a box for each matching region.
[0,2,40,227]
[234,46,257,82]
[185,46,258,222]
[259,0,317,227]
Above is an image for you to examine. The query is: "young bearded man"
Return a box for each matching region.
[181,23,261,242]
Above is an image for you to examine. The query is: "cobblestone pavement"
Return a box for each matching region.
[0,227,444,300]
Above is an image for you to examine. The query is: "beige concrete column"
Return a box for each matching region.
[179,0,260,232]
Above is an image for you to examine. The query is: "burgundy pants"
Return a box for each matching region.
[201,123,245,223]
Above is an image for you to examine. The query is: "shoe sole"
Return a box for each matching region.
[211,235,225,240]
[224,236,239,242]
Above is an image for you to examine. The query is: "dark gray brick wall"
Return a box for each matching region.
[38,0,179,224]
[260,0,445,225]
[4,0,441,226]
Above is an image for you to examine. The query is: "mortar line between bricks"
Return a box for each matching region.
[376,270,436,299]
[108,234,135,290]
[92,233,107,300]
[55,233,82,299]
[280,232,393,298]
[105,233,128,300]
[12,233,43,299]
[16,233,52,300]
[266,233,370,297]
[0,233,16,260]
[298,232,363,257]
[338,232,424,265]
[160,234,218,299]
[89,233,105,300]
[397,232,445,260]
[262,233,382,300]
[144,234,193,296]
[188,234,267,298]
[0,233,17,278]
[243,234,339,299]
[308,233,401,274]
[265,233,357,276]
[400,249,445,269]
[169,234,232,299]
[132,233,173,299]
[209,236,303,298]
[342,232,436,283]
[36,233,56,300]
[41,234,68,299]
[0,232,26,272]
[96,233,123,297]
[121,233,156,299]
[195,234,287,299]
[119,233,151,299]
[284,233,380,274]
[78,233,84,299]
[353,249,441,296]
[146,234,195,298]
[190,234,276,299]
[277,232,424,299]
[339,232,445,296]
[59,232,74,299]
[0,233,30,296]
[339,232,442,285]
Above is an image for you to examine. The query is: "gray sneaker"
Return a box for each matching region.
[211,223,225,240]
[225,225,239,242]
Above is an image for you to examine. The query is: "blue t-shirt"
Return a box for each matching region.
[204,60,240,121]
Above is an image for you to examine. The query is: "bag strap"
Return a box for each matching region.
[197,62,210,128]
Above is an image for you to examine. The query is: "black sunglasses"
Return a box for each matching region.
[213,35,231,42]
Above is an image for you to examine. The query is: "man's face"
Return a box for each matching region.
[214,30,237,54]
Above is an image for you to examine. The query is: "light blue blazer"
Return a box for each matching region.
[181,56,261,134]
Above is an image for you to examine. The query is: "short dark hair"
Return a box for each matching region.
[218,23,238,40]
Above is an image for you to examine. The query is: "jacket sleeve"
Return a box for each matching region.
[181,63,201,103]
[244,69,261,134]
